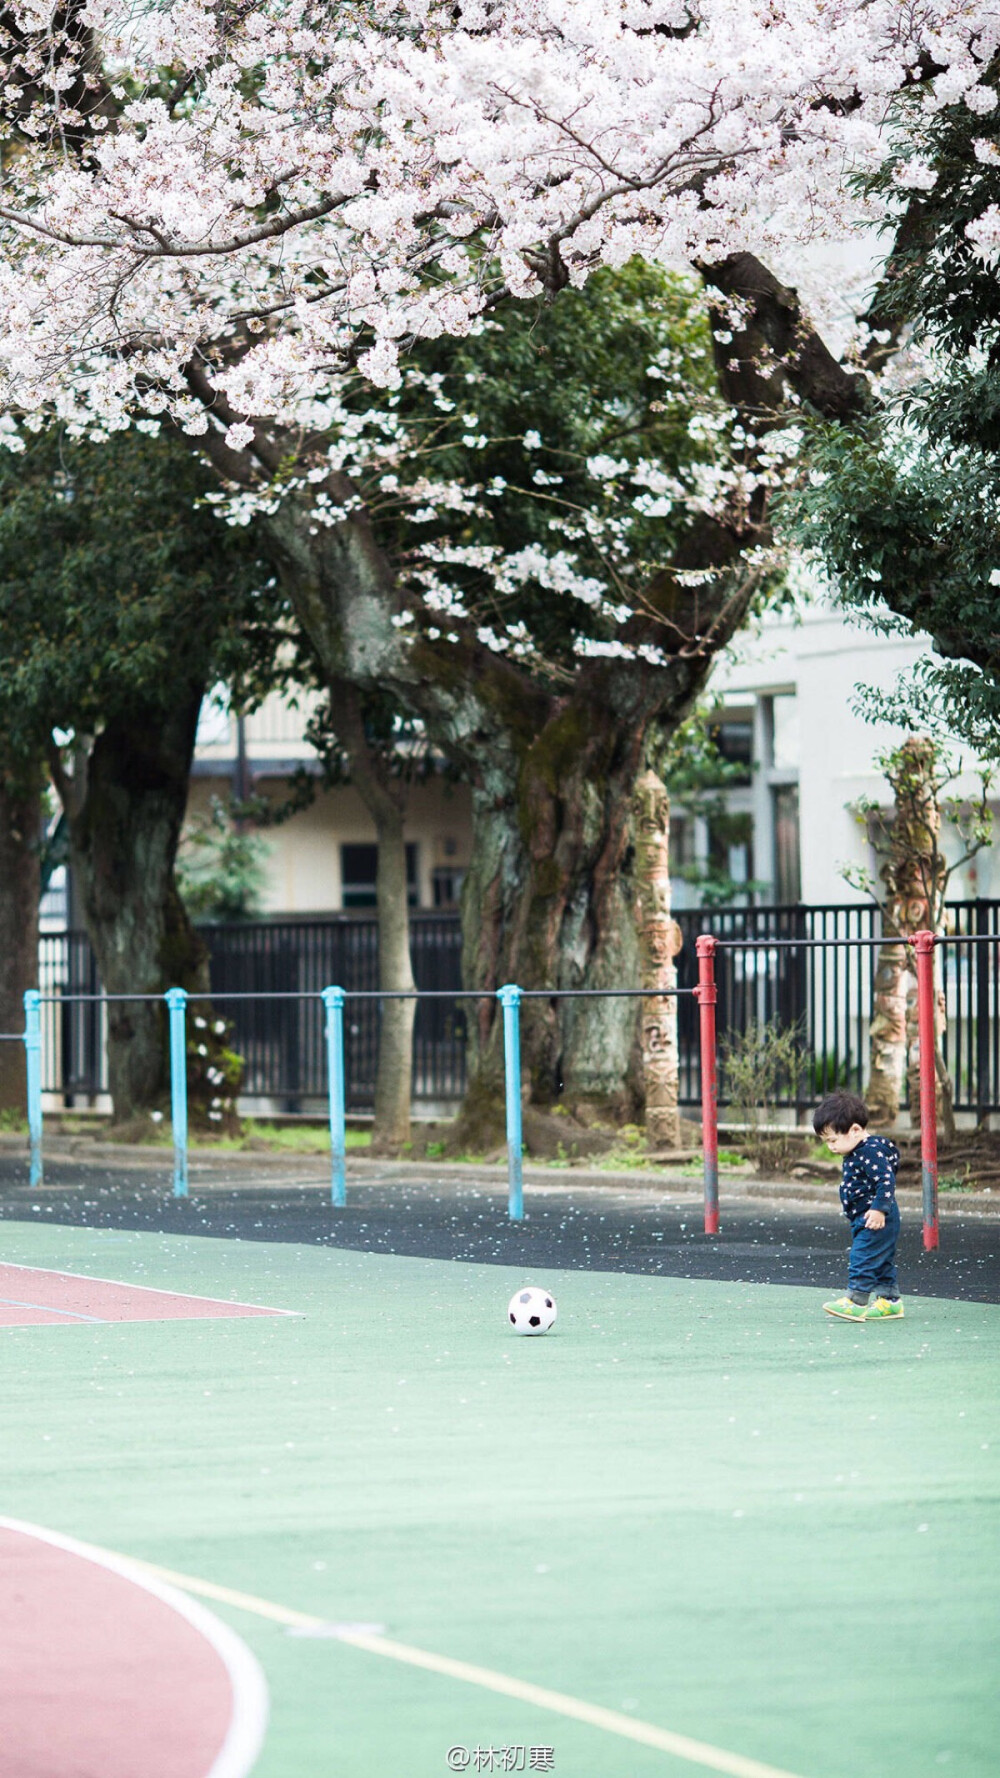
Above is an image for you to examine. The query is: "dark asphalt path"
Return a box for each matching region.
[2,1157,998,1302]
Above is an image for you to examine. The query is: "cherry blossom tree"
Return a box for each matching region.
[1,0,995,424]
[2,0,998,1126]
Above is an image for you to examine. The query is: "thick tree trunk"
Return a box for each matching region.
[372,810,416,1151]
[334,685,415,1154]
[58,689,209,1123]
[866,941,910,1126]
[456,671,701,1146]
[0,766,42,1113]
[633,769,682,1149]
[866,738,954,1138]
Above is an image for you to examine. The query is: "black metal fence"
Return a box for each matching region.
[37,900,1000,1115]
[38,914,466,1111]
[673,901,1000,1116]
[204,914,465,1109]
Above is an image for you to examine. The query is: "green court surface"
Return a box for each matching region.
[3,1219,998,1778]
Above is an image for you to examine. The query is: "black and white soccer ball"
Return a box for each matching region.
[507,1287,557,1335]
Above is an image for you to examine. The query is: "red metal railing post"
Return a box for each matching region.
[911,929,939,1252]
[695,935,719,1235]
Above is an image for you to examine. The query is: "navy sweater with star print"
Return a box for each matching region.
[839,1134,900,1221]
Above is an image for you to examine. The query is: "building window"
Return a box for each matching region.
[770,693,799,770]
[432,865,465,909]
[709,719,753,784]
[341,843,419,909]
[773,785,801,903]
[707,811,754,900]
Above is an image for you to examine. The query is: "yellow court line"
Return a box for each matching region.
[133,1557,809,1778]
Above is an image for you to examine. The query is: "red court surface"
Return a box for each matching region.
[0,1520,267,1778]
[0,1263,296,1328]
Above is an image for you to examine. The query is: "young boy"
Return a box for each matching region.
[813,1090,904,1321]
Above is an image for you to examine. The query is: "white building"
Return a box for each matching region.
[185,591,999,921]
[189,689,473,916]
[698,594,1000,910]
[40,590,996,929]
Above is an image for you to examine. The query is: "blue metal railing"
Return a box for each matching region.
[17,983,688,1221]
[38,901,1000,1114]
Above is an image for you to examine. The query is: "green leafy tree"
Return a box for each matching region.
[788,88,1000,756]
[652,703,767,907]
[0,430,277,1123]
[176,796,269,923]
[0,752,43,1110]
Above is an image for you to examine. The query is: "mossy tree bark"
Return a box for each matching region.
[0,763,42,1113]
[52,687,211,1124]
[457,673,650,1141]
[450,629,744,1148]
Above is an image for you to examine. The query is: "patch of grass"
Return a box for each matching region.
[720,1019,807,1173]
[0,1107,27,1134]
[191,1121,371,1154]
[674,1148,747,1178]
[940,1166,978,1194]
[595,1146,654,1171]
[806,1139,832,1162]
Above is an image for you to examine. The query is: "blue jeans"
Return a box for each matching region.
[848,1201,901,1300]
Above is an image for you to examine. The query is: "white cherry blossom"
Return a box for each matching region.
[0,0,995,434]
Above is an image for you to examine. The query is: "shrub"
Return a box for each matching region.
[720,1019,807,1173]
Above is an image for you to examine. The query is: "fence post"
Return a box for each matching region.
[911,931,939,1252]
[695,936,719,1235]
[166,988,189,1200]
[322,987,347,1208]
[23,989,42,1188]
[498,985,524,1222]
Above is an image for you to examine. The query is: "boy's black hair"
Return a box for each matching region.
[812,1090,870,1136]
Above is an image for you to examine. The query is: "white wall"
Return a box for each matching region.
[185,774,473,915]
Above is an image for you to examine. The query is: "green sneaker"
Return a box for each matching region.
[864,1296,904,1320]
[822,1295,869,1321]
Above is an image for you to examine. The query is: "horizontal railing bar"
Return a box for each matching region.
[39,986,694,1004]
[715,936,895,950]
[937,934,1000,944]
[714,935,1000,950]
[38,993,163,1003]
[516,988,691,998]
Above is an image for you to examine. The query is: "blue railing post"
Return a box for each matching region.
[498,984,524,1222]
[23,989,42,1188]
[322,986,347,1207]
[166,988,189,1199]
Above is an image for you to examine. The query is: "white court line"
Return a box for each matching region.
[0,1517,268,1778]
[0,1295,106,1322]
[129,1557,811,1778]
[0,1261,301,1316]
